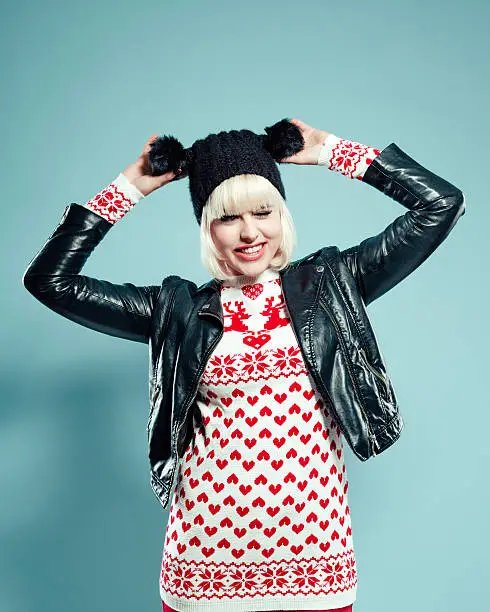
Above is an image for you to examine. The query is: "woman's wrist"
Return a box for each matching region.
[118,172,145,202]
[317,133,381,180]
[83,173,145,224]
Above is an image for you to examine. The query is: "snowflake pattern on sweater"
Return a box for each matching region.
[84,172,144,223]
[159,268,358,612]
[317,133,380,180]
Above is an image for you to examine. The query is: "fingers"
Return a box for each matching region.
[142,134,159,156]
[291,118,312,132]
[158,169,183,187]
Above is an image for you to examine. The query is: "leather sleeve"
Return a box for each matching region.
[22,203,161,344]
[339,143,465,306]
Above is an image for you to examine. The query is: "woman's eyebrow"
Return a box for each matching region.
[252,202,272,211]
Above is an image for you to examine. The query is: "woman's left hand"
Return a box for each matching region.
[278,118,329,165]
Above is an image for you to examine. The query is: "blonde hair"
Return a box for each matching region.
[200,174,296,281]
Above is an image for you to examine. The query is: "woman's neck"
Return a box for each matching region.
[221,267,280,288]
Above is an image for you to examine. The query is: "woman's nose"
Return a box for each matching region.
[240,219,259,241]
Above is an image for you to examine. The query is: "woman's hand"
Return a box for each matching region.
[279,118,329,165]
[122,134,185,197]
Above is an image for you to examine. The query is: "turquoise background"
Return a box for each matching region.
[2,0,488,610]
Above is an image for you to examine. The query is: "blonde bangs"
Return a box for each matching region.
[205,173,284,220]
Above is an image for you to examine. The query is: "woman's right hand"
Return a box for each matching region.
[122,134,185,197]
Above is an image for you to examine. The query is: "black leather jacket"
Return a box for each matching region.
[23,143,465,510]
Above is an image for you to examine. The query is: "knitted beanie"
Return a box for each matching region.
[147,118,305,225]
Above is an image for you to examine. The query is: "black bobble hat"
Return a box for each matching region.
[147,118,305,225]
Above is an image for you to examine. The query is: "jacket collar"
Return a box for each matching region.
[196,277,222,295]
[195,256,308,296]
[195,252,326,326]
[195,277,224,324]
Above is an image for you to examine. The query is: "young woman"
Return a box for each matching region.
[23,118,465,612]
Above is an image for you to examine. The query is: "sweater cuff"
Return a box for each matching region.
[83,173,145,224]
[317,133,381,181]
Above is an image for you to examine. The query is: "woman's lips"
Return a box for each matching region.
[234,243,266,261]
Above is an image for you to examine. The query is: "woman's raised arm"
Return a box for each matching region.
[22,135,183,343]
[279,119,465,307]
[317,134,466,306]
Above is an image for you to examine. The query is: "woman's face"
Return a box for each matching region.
[210,202,282,277]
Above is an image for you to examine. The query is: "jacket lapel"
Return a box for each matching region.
[171,284,224,430]
[280,263,324,370]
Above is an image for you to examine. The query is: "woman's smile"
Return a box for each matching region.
[234,242,267,260]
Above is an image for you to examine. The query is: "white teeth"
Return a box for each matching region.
[239,244,262,253]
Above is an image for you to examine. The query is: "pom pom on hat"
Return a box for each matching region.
[148,134,192,177]
[262,118,305,161]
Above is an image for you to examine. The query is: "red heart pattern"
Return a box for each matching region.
[242,331,271,350]
[242,283,264,300]
[159,268,358,609]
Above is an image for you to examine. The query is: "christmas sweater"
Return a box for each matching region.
[82,134,381,612]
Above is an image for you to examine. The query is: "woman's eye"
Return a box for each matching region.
[219,210,271,222]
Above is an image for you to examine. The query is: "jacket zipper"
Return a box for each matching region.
[150,285,179,389]
[147,382,162,433]
[169,344,182,439]
[319,296,377,457]
[147,285,180,434]
[323,260,385,373]
[165,312,224,505]
[358,346,392,400]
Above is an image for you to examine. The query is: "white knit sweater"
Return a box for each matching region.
[83,132,381,611]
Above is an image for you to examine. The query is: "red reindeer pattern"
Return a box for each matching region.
[222,300,250,332]
[260,295,290,330]
[222,292,290,348]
